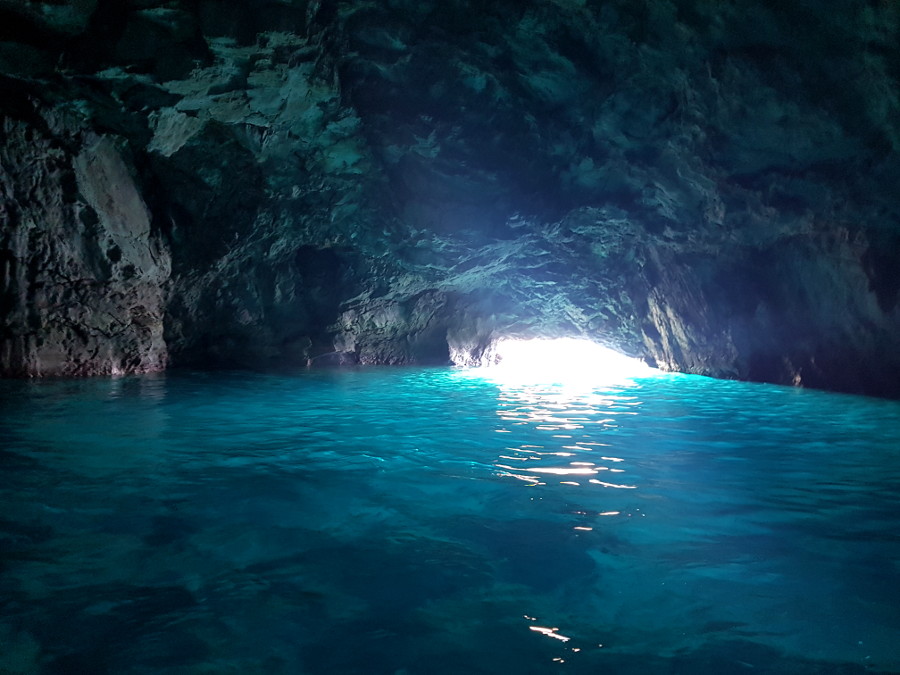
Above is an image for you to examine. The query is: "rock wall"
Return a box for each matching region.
[1,0,899,397]
[0,96,169,376]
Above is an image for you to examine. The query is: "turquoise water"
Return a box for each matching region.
[1,367,899,674]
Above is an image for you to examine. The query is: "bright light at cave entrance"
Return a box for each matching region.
[490,338,656,384]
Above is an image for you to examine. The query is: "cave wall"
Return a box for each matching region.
[1,0,899,396]
[0,97,169,376]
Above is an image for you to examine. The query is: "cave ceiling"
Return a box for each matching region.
[1,0,899,397]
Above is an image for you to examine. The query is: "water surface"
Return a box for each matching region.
[1,367,899,674]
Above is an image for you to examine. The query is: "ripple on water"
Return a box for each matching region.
[1,368,899,673]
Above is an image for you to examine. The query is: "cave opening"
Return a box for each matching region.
[479,337,658,383]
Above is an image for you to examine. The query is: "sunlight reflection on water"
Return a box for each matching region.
[1,368,899,674]
[453,366,651,495]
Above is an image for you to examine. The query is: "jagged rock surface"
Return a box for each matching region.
[0,100,169,376]
[1,0,899,397]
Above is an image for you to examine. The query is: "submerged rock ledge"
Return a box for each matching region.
[1,0,899,397]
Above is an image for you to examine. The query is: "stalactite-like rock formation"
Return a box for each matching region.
[1,0,899,397]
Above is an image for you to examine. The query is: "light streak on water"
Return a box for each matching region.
[1,366,899,673]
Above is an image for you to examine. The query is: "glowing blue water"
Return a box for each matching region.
[1,368,899,674]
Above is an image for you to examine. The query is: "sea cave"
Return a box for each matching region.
[1,1,899,673]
